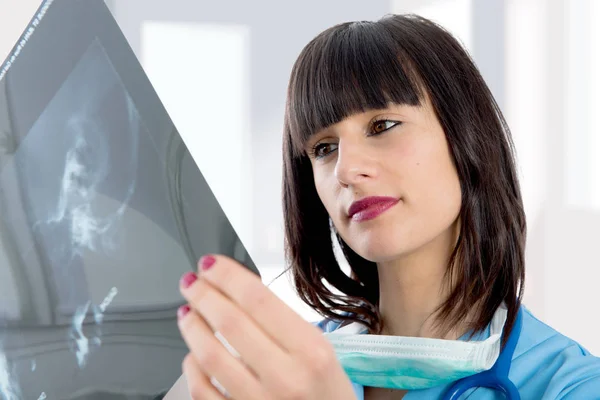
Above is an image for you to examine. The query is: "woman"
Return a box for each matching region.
[176,14,600,399]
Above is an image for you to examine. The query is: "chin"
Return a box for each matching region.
[347,236,413,263]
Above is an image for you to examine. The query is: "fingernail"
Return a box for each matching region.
[200,255,216,271]
[178,304,191,320]
[180,271,197,289]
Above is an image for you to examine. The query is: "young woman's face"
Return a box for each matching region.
[306,97,462,263]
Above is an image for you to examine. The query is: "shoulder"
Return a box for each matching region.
[510,306,600,399]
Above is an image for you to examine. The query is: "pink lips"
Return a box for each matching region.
[347,196,399,222]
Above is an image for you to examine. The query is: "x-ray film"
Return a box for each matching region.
[0,0,258,398]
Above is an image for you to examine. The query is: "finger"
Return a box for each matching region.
[177,305,268,400]
[182,353,227,400]
[180,273,290,382]
[196,255,324,354]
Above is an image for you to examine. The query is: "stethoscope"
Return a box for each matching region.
[441,306,523,400]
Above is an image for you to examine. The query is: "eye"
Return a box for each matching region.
[312,142,338,159]
[370,119,401,135]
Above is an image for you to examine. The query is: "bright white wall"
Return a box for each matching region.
[0,0,41,62]
[140,21,253,253]
[504,0,600,355]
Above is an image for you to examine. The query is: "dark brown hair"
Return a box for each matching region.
[282,14,526,343]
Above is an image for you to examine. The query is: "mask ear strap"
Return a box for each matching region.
[489,304,509,336]
[329,217,349,272]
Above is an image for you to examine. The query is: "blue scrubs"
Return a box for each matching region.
[317,306,600,399]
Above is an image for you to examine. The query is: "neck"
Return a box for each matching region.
[376,222,461,339]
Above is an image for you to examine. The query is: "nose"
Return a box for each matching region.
[334,140,377,187]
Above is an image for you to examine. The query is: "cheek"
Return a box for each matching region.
[313,169,336,215]
[418,149,461,217]
[404,137,461,213]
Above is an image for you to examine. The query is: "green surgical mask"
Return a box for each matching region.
[324,305,506,390]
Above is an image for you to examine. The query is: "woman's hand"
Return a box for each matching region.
[177,254,357,400]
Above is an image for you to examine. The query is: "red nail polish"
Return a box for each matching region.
[180,271,197,288]
[178,304,191,319]
[200,255,216,271]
